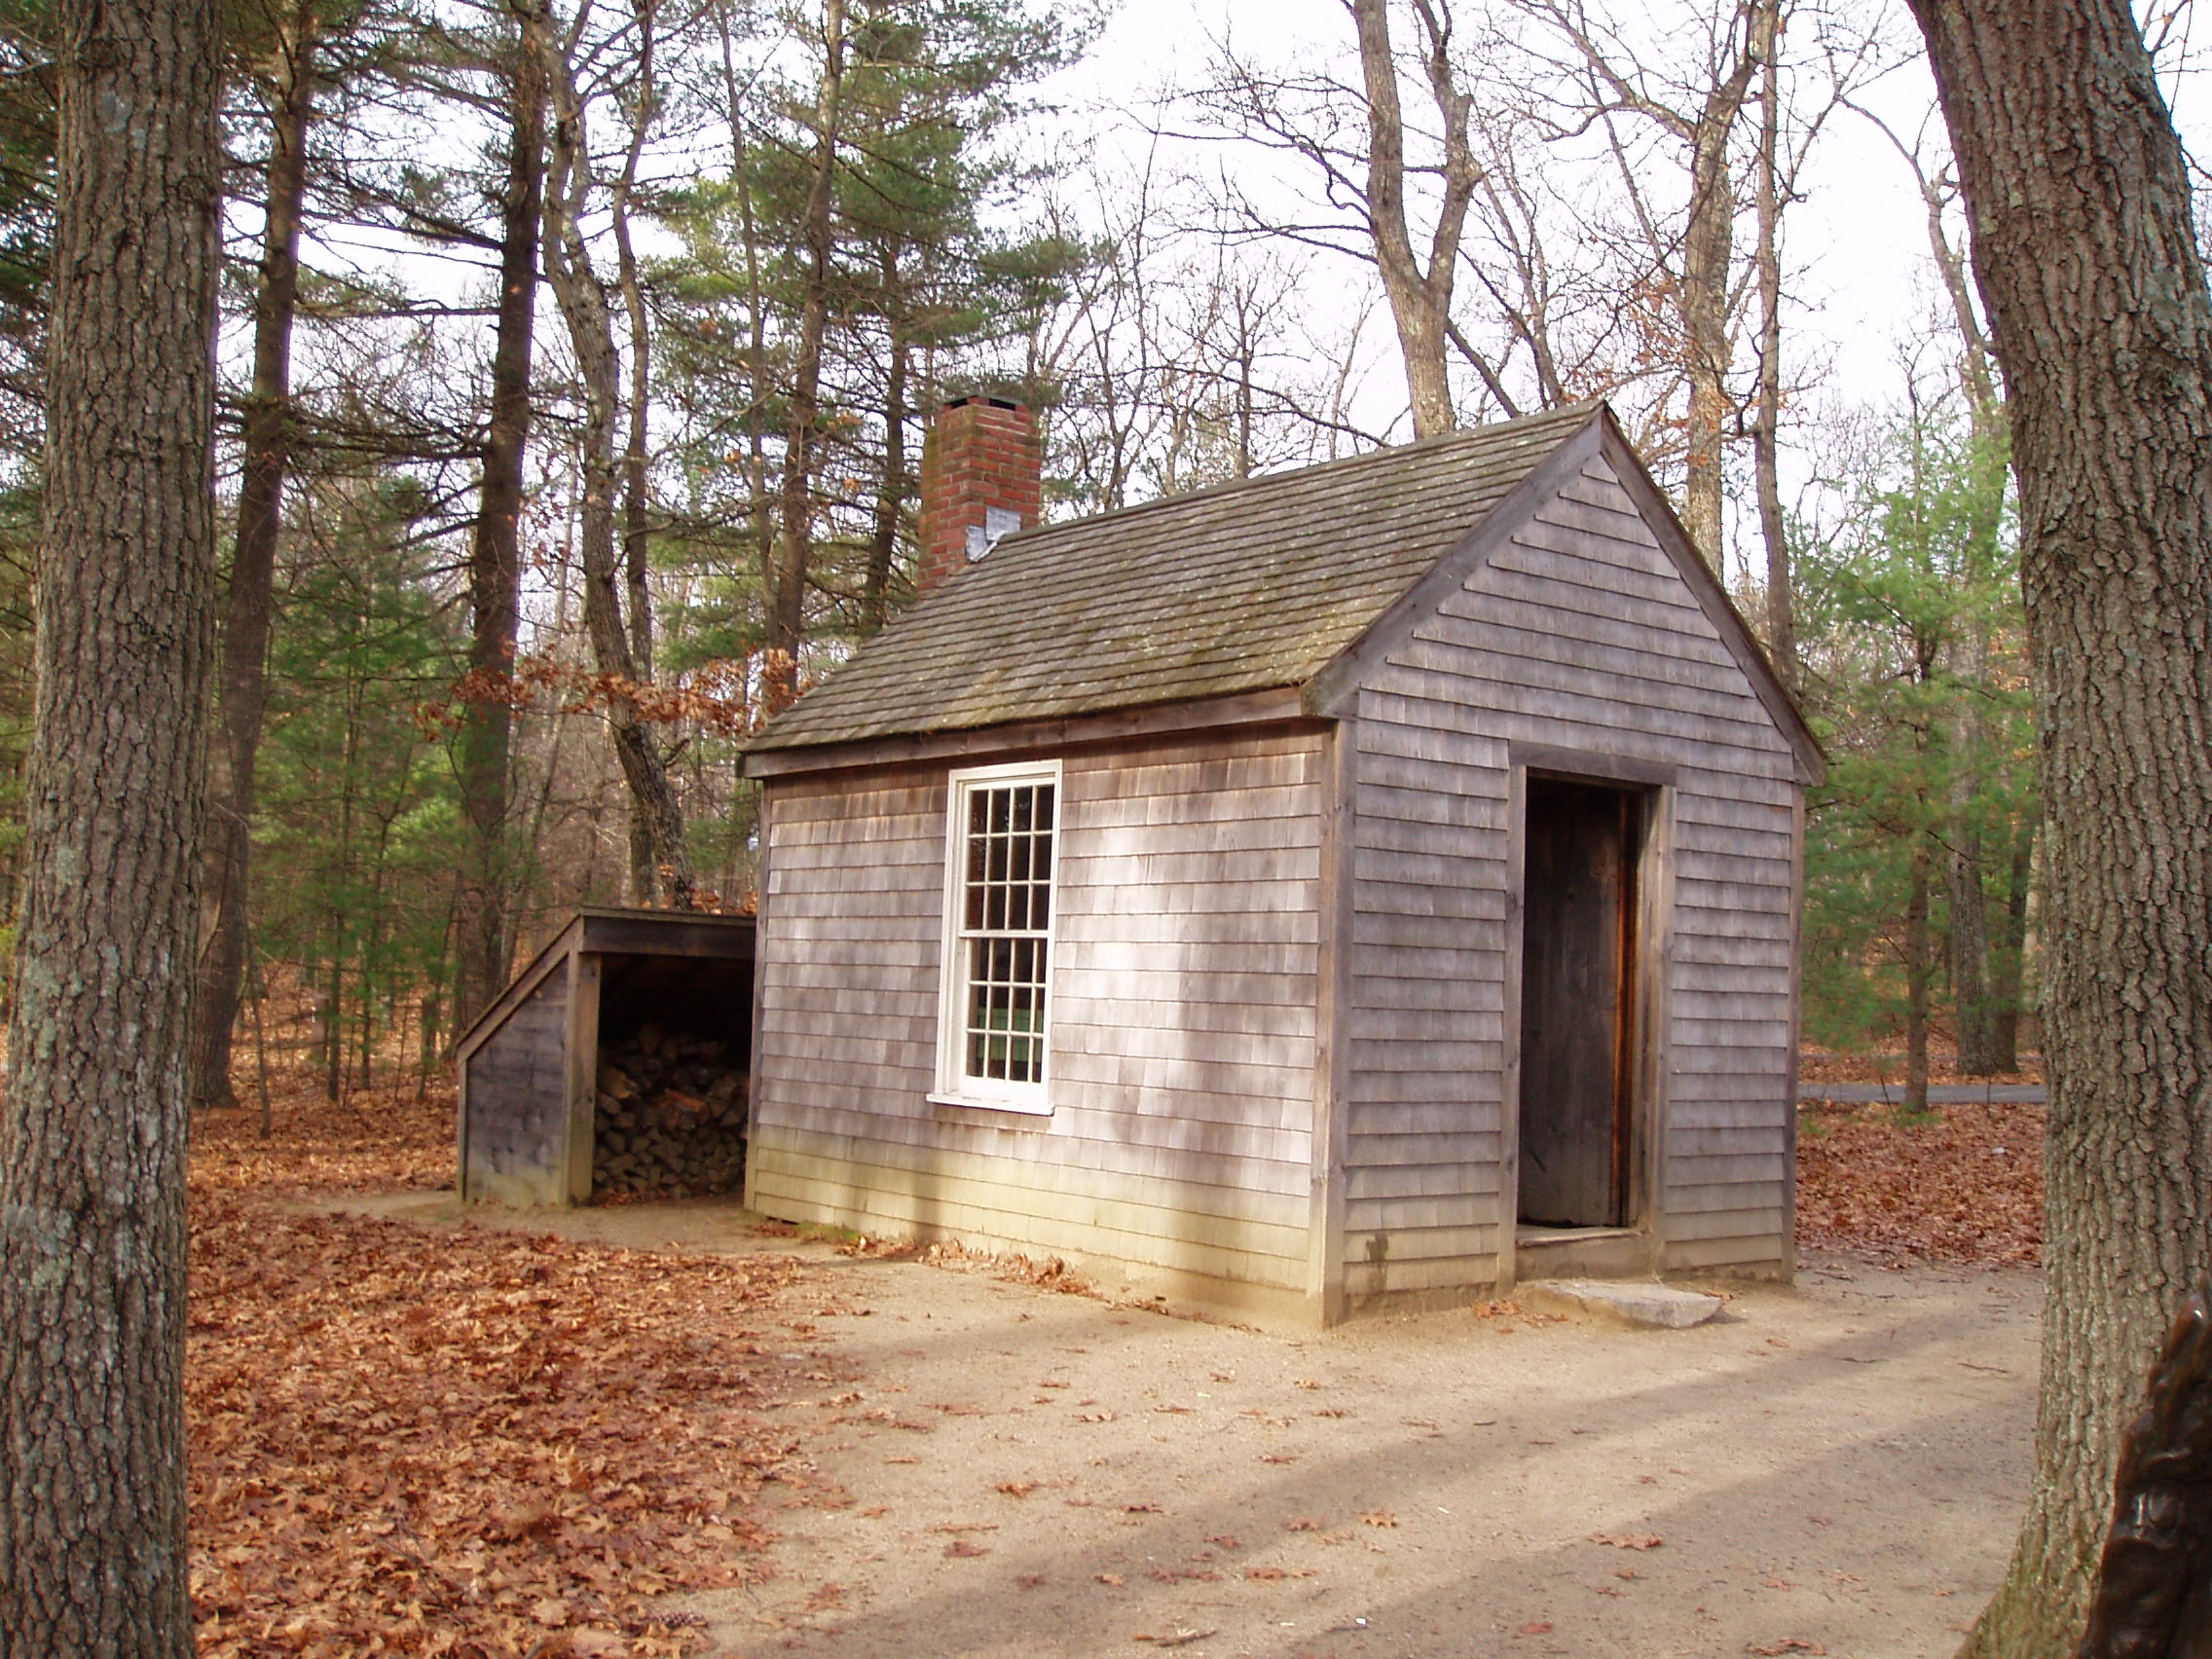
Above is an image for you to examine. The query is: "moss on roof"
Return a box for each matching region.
[748,402,1602,754]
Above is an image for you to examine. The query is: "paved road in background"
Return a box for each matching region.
[1797,1082,2046,1104]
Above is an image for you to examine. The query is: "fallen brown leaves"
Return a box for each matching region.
[836,1235,1095,1298]
[193,1087,455,1199]
[1795,1099,2043,1266]
[188,1088,806,1656]
[1796,1049,2042,1088]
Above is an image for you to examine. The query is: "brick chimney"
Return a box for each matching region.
[916,395,1043,598]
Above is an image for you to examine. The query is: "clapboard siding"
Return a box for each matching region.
[461,970,570,1205]
[750,727,1327,1316]
[1336,451,1801,1297]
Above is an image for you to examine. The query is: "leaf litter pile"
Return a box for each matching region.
[1795,1096,2043,1266]
[190,1088,807,1656]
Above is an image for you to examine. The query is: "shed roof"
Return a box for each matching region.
[746,402,1819,782]
[750,402,1604,753]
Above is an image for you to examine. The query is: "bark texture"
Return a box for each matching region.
[1676,8,1757,566]
[1902,839,1932,1117]
[1949,803,1997,1075]
[1904,4,2212,1654]
[1991,817,2034,1073]
[0,0,222,1650]
[191,2,317,1109]
[764,0,846,711]
[1748,0,1792,687]
[1349,0,1478,439]
[863,305,908,635]
[457,7,546,1023]
[541,9,693,909]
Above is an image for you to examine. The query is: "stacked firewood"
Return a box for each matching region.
[591,1023,747,1198]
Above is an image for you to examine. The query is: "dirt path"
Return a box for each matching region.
[337,1197,2034,1659]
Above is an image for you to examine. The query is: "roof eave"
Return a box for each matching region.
[743,686,1320,782]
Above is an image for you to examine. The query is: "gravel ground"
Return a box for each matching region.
[333,1194,2037,1659]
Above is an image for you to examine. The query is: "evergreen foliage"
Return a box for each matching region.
[1797,407,2035,1085]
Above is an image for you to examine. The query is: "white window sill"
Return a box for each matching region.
[929,1089,1053,1118]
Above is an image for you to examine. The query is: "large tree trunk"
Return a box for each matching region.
[1348,0,1479,439]
[456,9,546,1024]
[764,0,847,712]
[541,6,692,909]
[1949,820,1996,1074]
[1748,0,1792,686]
[191,1,317,1111]
[0,0,221,1650]
[612,0,658,898]
[1904,5,2212,1655]
[1991,813,2035,1073]
[712,6,778,681]
[863,295,909,636]
[1677,5,1758,566]
[1902,838,1932,1117]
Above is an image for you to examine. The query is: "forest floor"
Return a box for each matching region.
[190,1065,2045,1658]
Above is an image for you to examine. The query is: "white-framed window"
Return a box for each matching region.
[932,759,1061,1112]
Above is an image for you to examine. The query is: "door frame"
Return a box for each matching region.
[1497,744,1676,1290]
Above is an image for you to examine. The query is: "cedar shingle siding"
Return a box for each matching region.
[743,404,1818,1326]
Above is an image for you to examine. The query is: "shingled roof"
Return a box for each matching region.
[748,401,1604,754]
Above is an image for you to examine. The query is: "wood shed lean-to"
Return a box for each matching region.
[457,907,756,1207]
[740,397,1822,1328]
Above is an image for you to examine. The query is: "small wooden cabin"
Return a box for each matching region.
[742,399,1820,1327]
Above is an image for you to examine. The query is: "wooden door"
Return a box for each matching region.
[1517,778,1639,1228]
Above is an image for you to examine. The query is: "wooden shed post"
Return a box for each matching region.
[1309,719,1355,1324]
[743,789,774,1214]
[564,947,601,1203]
[1780,791,1806,1277]
[456,1048,474,1201]
[1497,758,1528,1293]
[1631,783,1677,1272]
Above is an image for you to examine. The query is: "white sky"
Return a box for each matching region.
[1027,0,2212,567]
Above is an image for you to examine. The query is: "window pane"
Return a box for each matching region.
[954,778,1055,1089]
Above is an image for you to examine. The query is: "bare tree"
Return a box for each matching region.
[1513,0,1760,561]
[0,0,222,1649]
[1190,1,1519,436]
[1030,163,1388,509]
[1348,0,1481,436]
[540,0,693,907]
[1747,0,1790,683]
